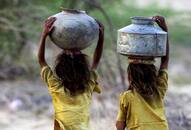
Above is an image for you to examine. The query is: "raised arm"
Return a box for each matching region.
[38,17,56,68]
[153,16,169,70]
[91,20,104,70]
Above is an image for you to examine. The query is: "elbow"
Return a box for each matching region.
[38,54,46,67]
[37,54,42,66]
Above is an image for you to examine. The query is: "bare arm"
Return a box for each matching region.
[160,36,169,70]
[38,17,56,68]
[116,121,126,130]
[91,20,104,70]
[153,16,169,70]
[38,34,47,67]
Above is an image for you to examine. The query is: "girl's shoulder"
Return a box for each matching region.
[86,69,101,94]
[90,69,98,80]
[121,90,134,96]
[118,90,135,107]
[119,90,135,102]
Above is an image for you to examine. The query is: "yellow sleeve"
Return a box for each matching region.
[40,66,53,83]
[91,70,101,94]
[40,65,61,92]
[117,93,128,121]
[157,69,168,98]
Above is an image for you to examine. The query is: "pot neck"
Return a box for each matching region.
[62,8,86,14]
[131,16,154,25]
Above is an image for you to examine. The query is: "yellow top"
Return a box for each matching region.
[41,66,101,130]
[117,69,169,130]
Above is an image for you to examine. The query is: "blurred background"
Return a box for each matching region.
[0,0,191,130]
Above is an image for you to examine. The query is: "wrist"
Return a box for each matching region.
[164,27,168,32]
[41,33,48,39]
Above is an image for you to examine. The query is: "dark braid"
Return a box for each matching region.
[55,51,90,96]
[127,63,159,98]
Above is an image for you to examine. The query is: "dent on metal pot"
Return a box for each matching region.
[117,16,167,57]
[49,9,99,50]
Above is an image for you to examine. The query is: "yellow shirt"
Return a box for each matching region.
[117,69,169,130]
[40,66,101,130]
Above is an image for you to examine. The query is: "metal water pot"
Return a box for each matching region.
[49,9,99,50]
[117,16,167,57]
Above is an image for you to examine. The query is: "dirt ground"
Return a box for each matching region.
[0,79,191,130]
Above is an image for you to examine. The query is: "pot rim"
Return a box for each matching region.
[130,16,153,21]
[62,8,86,14]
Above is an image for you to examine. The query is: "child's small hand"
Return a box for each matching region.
[42,17,56,37]
[152,16,168,32]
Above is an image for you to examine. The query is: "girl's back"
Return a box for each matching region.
[41,66,101,130]
[117,69,168,130]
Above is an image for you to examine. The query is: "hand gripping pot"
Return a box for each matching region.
[49,9,99,50]
[117,16,167,57]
